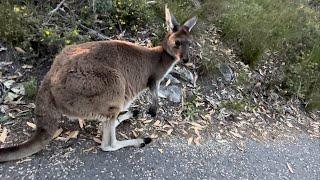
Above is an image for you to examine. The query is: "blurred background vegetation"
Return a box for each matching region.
[0,0,319,109]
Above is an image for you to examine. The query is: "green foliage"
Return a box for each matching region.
[236,69,250,86]
[220,100,246,112]
[94,0,113,12]
[23,77,37,100]
[0,1,37,45]
[183,92,202,120]
[205,0,317,65]
[154,0,196,22]
[95,0,156,33]
[152,0,199,39]
[285,42,320,109]
[201,0,320,109]
[308,88,320,109]
[40,27,87,52]
[183,102,201,121]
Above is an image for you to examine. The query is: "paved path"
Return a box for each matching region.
[0,135,319,180]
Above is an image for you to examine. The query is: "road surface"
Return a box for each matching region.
[0,135,319,179]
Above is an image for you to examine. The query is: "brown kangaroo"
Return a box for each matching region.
[0,5,197,162]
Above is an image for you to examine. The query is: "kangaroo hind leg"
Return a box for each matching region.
[100,116,151,152]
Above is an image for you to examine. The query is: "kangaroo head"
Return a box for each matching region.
[163,5,197,63]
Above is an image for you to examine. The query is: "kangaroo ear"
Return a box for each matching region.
[183,16,197,32]
[165,4,180,32]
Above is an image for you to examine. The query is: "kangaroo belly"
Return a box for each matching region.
[123,89,147,111]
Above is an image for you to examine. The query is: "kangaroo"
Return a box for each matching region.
[0,6,197,162]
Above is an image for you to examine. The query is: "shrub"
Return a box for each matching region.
[201,0,320,109]
[23,77,37,100]
[94,0,156,34]
[285,42,320,109]
[0,1,36,45]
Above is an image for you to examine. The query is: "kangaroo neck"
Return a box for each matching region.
[152,46,177,82]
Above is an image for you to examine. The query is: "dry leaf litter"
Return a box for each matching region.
[0,24,319,156]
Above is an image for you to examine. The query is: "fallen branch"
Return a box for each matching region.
[48,0,66,15]
[79,24,110,40]
[51,11,110,40]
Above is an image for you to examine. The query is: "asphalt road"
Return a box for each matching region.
[0,135,319,180]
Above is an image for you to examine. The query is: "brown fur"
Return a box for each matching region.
[48,40,178,118]
[0,7,197,162]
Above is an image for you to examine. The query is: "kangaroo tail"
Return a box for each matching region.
[0,127,52,162]
[0,75,61,162]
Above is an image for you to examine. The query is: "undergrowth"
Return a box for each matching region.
[201,0,320,109]
[1,0,319,109]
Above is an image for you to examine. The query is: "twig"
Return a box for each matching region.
[0,82,5,104]
[147,1,157,5]
[52,12,110,40]
[79,24,110,40]
[48,0,67,15]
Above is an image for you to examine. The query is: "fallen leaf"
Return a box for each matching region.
[16,158,32,164]
[230,131,243,139]
[236,141,245,151]
[132,131,138,138]
[53,128,63,139]
[158,148,164,154]
[167,129,173,135]
[181,129,188,135]
[8,113,16,119]
[0,127,8,143]
[68,130,79,139]
[5,92,19,102]
[55,137,67,141]
[78,118,85,129]
[0,105,9,114]
[3,80,15,88]
[194,136,201,146]
[0,46,7,52]
[287,163,294,173]
[22,65,33,69]
[26,103,36,109]
[153,120,161,127]
[185,62,194,67]
[286,122,294,128]
[165,79,171,86]
[15,47,26,54]
[119,132,129,139]
[143,119,153,124]
[188,122,205,129]
[200,114,211,121]
[187,137,193,145]
[93,137,102,144]
[83,147,95,153]
[150,134,158,139]
[217,139,228,144]
[11,84,25,95]
[171,121,179,125]
[26,122,37,129]
[136,128,144,132]
[163,125,171,129]
[194,129,200,137]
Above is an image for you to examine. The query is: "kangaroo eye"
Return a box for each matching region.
[175,40,181,47]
